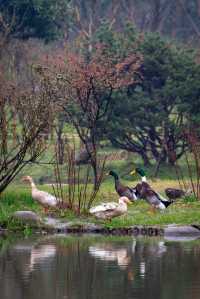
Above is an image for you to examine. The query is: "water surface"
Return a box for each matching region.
[0,234,200,299]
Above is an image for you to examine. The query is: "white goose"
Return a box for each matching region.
[89,196,131,220]
[21,176,62,212]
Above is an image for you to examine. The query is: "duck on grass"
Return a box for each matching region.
[10,166,195,228]
[89,196,132,221]
[21,176,70,213]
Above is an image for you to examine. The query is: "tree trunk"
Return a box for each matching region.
[140,150,151,166]
[92,162,99,191]
[151,0,161,32]
[56,119,65,164]
[89,142,99,191]
[198,0,200,17]
[57,135,64,164]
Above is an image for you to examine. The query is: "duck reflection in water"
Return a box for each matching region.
[89,246,130,269]
[89,241,137,281]
[13,241,57,275]
[29,244,56,272]
[89,238,168,281]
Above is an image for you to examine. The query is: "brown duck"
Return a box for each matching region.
[165,188,191,200]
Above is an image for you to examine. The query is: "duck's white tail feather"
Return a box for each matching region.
[158,201,166,210]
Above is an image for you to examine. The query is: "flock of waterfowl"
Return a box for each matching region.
[90,168,179,220]
[22,167,188,221]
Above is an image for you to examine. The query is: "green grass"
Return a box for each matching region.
[1,180,200,230]
[1,142,199,230]
[105,201,200,227]
[0,187,40,227]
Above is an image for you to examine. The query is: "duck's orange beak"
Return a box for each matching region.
[125,198,132,204]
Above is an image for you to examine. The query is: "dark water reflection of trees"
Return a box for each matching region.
[0,235,200,299]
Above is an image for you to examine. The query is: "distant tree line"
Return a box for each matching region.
[91,23,200,165]
[37,22,200,167]
[1,0,200,192]
[70,0,200,44]
[1,0,200,44]
[0,0,71,44]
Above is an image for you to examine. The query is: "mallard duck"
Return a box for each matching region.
[165,188,192,200]
[130,167,169,202]
[108,170,138,201]
[135,182,173,211]
[89,196,131,220]
[130,167,148,200]
[21,176,67,212]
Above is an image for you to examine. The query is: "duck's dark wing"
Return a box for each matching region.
[145,191,172,208]
[115,183,136,201]
[137,182,173,208]
[142,187,162,205]
[130,186,142,199]
[126,187,138,201]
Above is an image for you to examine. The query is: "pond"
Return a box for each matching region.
[0,233,200,299]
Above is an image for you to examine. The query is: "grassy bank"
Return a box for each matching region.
[0,144,196,231]
[0,177,200,231]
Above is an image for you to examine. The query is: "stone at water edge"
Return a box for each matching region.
[164,225,200,236]
[43,217,103,231]
[12,211,42,224]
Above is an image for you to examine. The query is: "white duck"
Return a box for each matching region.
[21,176,62,212]
[89,196,131,220]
